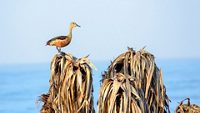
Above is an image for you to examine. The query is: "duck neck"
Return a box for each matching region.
[67,26,73,38]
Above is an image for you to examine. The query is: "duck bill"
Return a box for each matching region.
[76,24,81,27]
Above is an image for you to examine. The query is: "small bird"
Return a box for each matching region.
[46,22,80,53]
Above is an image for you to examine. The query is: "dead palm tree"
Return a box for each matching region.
[98,48,170,113]
[175,98,200,113]
[39,53,95,113]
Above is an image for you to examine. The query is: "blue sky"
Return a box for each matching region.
[0,0,200,64]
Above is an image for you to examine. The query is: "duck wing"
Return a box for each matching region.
[46,36,66,45]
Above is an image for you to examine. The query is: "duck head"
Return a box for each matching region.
[70,22,80,28]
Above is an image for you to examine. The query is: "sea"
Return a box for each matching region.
[0,59,200,113]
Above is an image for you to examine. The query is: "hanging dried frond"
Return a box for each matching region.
[98,48,170,113]
[175,98,200,113]
[40,53,95,113]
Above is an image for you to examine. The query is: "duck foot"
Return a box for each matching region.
[57,51,65,57]
[59,51,65,56]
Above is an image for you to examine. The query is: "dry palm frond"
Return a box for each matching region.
[175,98,200,113]
[40,53,95,113]
[98,48,170,113]
[39,93,55,113]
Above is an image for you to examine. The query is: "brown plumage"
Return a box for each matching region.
[46,22,80,52]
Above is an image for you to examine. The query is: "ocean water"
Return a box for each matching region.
[0,59,200,113]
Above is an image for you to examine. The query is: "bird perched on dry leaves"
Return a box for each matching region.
[46,22,80,53]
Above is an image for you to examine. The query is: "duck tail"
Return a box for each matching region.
[46,40,51,46]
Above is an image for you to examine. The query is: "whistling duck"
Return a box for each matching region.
[46,22,80,52]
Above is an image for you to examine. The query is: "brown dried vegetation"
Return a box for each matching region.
[40,53,95,113]
[98,48,170,113]
[39,48,200,113]
[175,98,200,113]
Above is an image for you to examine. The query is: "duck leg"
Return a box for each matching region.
[56,47,61,53]
[56,47,65,56]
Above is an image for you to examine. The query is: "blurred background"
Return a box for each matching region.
[0,0,200,112]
